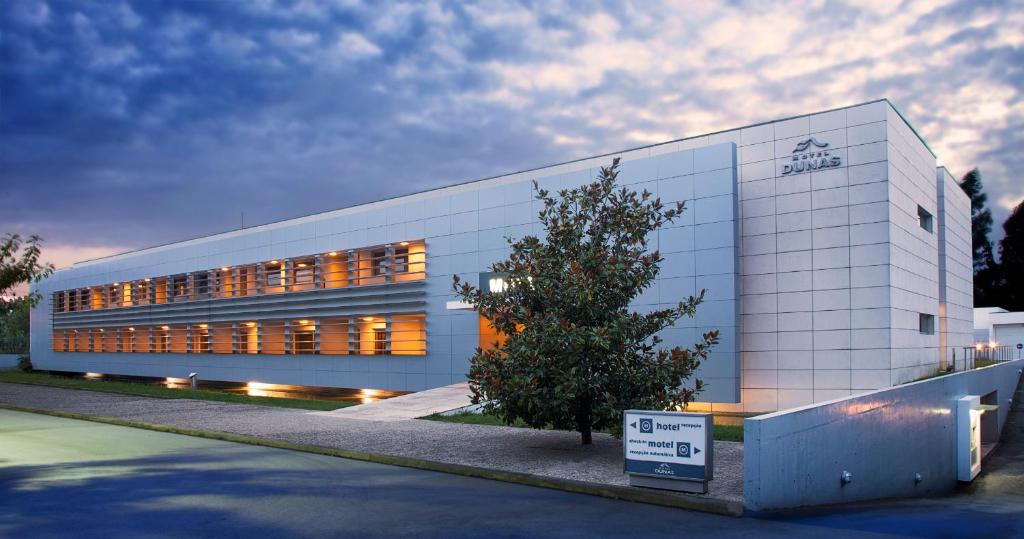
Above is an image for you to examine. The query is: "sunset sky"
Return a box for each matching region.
[2,0,1022,269]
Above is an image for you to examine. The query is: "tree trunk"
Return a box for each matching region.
[577,397,593,445]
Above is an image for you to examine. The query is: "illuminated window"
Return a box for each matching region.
[91,288,104,310]
[292,258,315,291]
[371,249,387,276]
[291,319,316,354]
[320,317,350,355]
[154,326,170,353]
[169,324,188,353]
[154,278,168,304]
[211,323,233,353]
[357,316,387,355]
[135,281,149,306]
[261,320,286,354]
[238,322,259,354]
[54,292,65,313]
[264,261,285,293]
[322,252,349,288]
[391,313,426,355]
[191,324,210,353]
[52,330,65,352]
[172,275,189,300]
[75,330,89,351]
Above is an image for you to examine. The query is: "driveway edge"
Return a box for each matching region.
[0,401,744,517]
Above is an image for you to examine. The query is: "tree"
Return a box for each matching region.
[959,169,998,305]
[453,159,718,445]
[0,234,55,339]
[995,202,1024,312]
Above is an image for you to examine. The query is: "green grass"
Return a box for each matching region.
[423,411,744,442]
[0,370,351,411]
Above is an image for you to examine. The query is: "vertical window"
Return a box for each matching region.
[238,322,258,354]
[237,265,255,296]
[153,278,168,304]
[52,330,65,352]
[91,288,104,310]
[919,313,935,335]
[155,326,170,353]
[291,319,316,354]
[264,261,285,293]
[391,313,426,355]
[322,252,349,288]
[191,324,210,353]
[917,205,933,233]
[261,320,286,354]
[172,275,189,300]
[292,258,315,291]
[169,324,188,353]
[320,317,350,355]
[120,327,136,352]
[68,290,78,312]
[135,281,149,306]
[75,330,89,351]
[54,292,65,313]
[371,249,387,276]
[357,316,387,355]
[194,272,210,298]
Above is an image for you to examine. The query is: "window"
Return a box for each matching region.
[191,324,210,353]
[135,281,149,306]
[172,275,189,299]
[357,316,387,355]
[371,249,387,276]
[54,292,65,313]
[238,322,259,354]
[322,252,349,288]
[154,278,168,304]
[292,258,315,291]
[320,317,350,355]
[919,313,935,335]
[291,320,316,354]
[193,272,210,298]
[917,205,933,233]
[391,313,426,355]
[264,261,285,293]
[154,326,170,352]
[237,265,255,296]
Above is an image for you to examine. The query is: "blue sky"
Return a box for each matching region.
[1,0,1022,268]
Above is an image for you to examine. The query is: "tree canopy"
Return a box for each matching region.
[0,234,55,339]
[454,159,718,445]
[959,169,999,306]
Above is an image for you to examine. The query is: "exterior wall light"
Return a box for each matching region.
[840,470,853,485]
[328,251,338,256]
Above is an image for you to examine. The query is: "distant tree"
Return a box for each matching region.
[453,159,718,445]
[995,202,1024,312]
[0,234,55,339]
[959,169,998,306]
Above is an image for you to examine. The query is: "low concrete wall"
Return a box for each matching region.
[743,360,1023,511]
[0,354,21,370]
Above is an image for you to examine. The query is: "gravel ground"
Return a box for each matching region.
[0,382,743,502]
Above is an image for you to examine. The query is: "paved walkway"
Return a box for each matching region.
[322,382,473,421]
[0,382,744,504]
[10,408,986,539]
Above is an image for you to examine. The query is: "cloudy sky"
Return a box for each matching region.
[2,0,1022,269]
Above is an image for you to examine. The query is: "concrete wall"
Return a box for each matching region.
[937,167,974,367]
[743,359,1023,511]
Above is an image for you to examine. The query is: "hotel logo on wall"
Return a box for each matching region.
[781,137,841,175]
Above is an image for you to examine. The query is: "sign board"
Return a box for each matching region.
[623,410,713,493]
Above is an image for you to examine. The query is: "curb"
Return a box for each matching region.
[0,401,744,517]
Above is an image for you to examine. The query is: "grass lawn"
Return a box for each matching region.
[0,370,351,411]
[423,411,744,442]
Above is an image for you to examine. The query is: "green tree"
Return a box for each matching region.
[995,201,1024,312]
[453,159,718,445]
[959,169,998,305]
[0,234,55,339]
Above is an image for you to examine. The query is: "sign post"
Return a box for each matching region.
[623,410,713,494]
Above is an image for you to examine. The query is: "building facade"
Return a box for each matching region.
[30,99,973,412]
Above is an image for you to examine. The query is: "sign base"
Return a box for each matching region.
[629,474,708,494]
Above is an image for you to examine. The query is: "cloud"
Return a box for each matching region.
[0,0,1021,260]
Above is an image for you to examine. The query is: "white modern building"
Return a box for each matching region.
[973,307,1024,349]
[30,99,973,412]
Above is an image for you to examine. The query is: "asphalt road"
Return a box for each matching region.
[1,409,1021,539]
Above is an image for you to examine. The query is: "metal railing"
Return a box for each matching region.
[0,336,28,354]
[959,345,1021,370]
